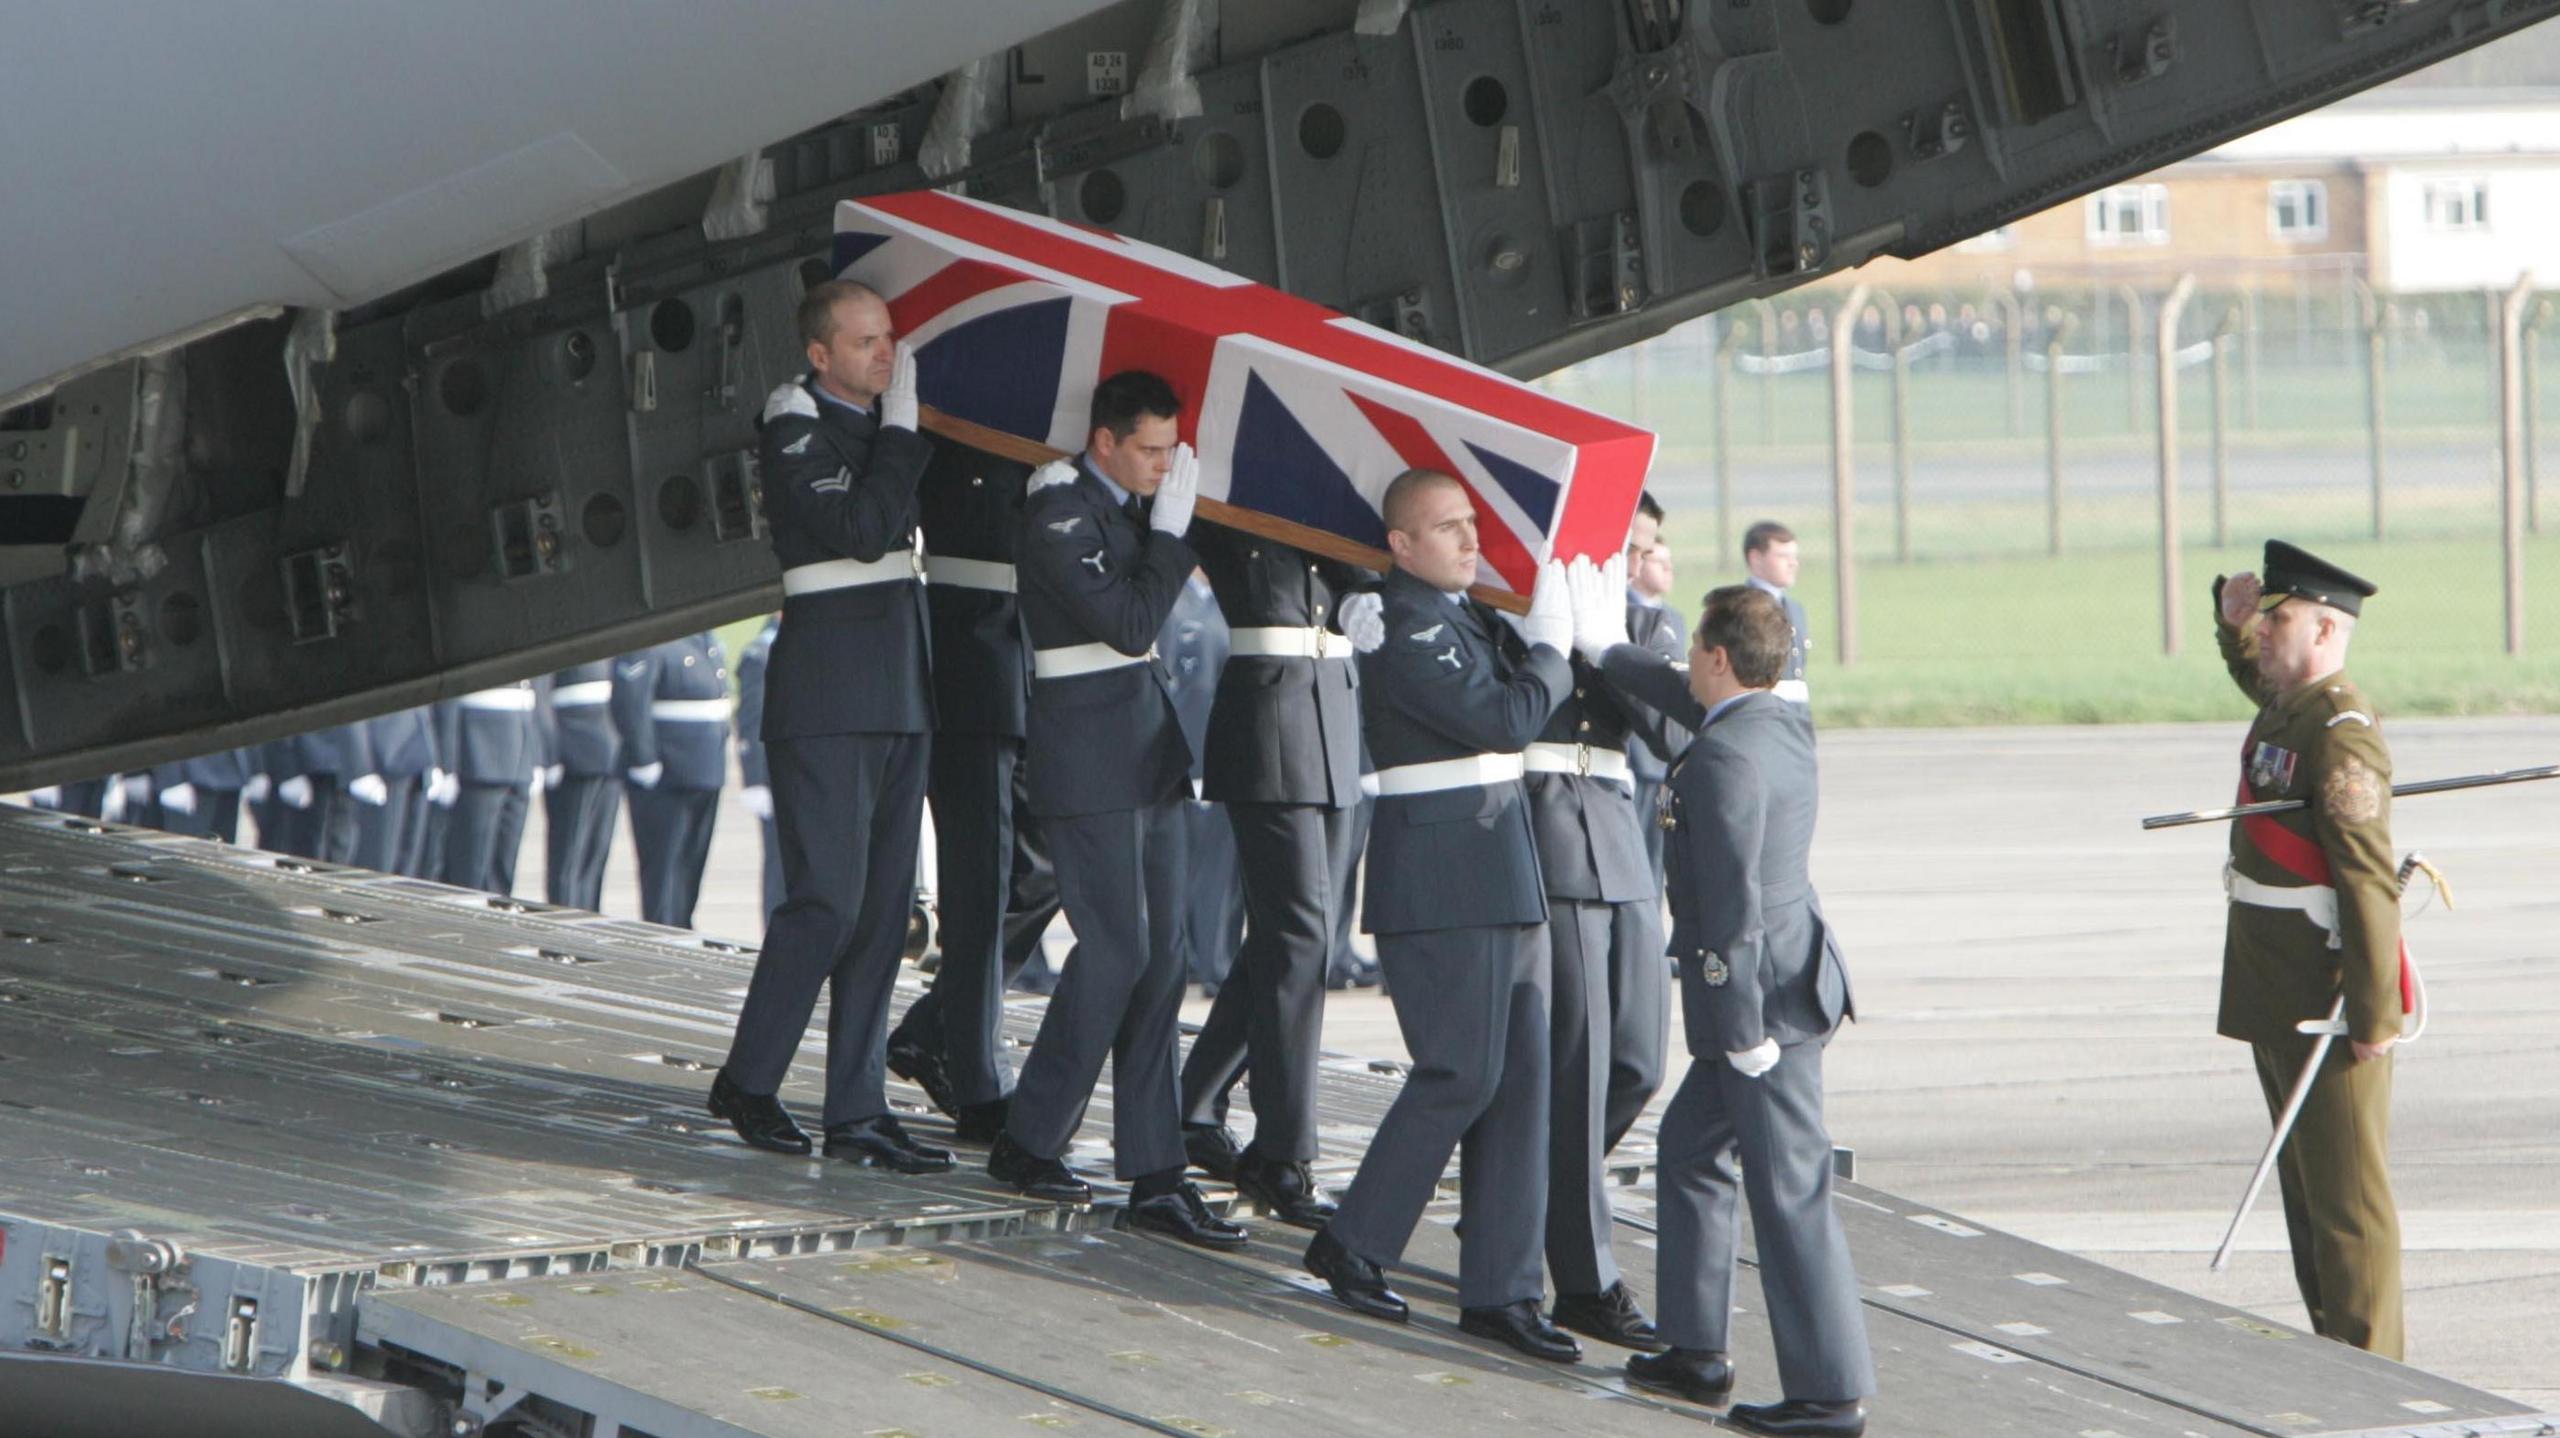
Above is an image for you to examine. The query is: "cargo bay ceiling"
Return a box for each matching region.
[0,0,2548,788]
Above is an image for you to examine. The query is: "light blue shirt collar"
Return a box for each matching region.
[1703,690,1758,727]
[1629,586,1663,610]
[1746,574,1786,600]
[811,383,874,420]
[1079,453,1133,509]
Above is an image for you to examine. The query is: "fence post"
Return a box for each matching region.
[1758,299,1779,444]
[2045,308,2075,556]
[2156,275,2198,657]
[1884,298,1913,562]
[1830,282,1871,668]
[2499,273,2533,656]
[1987,286,2025,436]
[2527,298,2549,537]
[1715,319,1742,569]
[2118,283,2149,432]
[2240,281,2262,429]
[2210,308,2234,549]
[2359,282,2388,540]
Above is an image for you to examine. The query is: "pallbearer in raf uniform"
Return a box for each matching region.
[2212,541,2404,1359]
[709,279,952,1177]
[1596,581,1872,1437]
[542,658,622,911]
[883,435,1037,1146]
[1304,467,1584,1363]
[354,708,437,876]
[1173,519,1375,1226]
[611,632,730,929]
[986,369,1248,1253]
[435,683,537,891]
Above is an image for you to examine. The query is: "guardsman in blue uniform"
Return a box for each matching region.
[709,279,949,1176]
[732,616,782,924]
[611,633,730,929]
[987,369,1245,1252]
[543,659,623,910]
[147,747,255,842]
[354,709,438,873]
[1304,468,1582,1362]
[881,435,1038,1144]
[283,722,377,862]
[1175,525,1372,1227]
[434,680,538,893]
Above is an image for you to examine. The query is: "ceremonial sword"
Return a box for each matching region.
[2208,851,2448,1273]
[2142,763,2560,830]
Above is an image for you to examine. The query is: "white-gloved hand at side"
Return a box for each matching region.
[429,770,460,808]
[1520,558,1574,656]
[1338,591,1385,654]
[240,775,272,805]
[1149,441,1199,538]
[879,341,919,432]
[278,775,316,810]
[159,782,199,816]
[348,773,390,806]
[1726,1038,1782,1079]
[741,785,773,822]
[627,762,665,791]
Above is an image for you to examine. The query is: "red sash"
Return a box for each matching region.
[2234,768,2413,1014]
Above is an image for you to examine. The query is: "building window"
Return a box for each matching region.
[2085,185,2169,246]
[1957,224,2020,253]
[2268,180,2328,243]
[2422,178,2489,231]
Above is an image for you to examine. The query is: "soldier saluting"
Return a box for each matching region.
[2212,541,2404,1359]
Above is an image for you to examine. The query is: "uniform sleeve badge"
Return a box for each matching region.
[1699,952,1728,986]
[2322,756,2382,824]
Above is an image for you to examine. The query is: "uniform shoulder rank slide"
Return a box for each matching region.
[2322,756,2382,823]
[2326,710,2372,728]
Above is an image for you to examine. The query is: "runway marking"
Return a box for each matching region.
[1952,1340,2029,1364]
[1908,1214,1985,1238]
[2013,1271,2068,1286]
[1997,1321,2052,1338]
[2127,1310,2183,1325]
[1876,1283,1932,1298]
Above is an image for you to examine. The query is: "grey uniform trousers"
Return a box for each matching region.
[1545,899,1624,1298]
[349,782,415,875]
[1004,800,1189,1179]
[1655,1034,1875,1402]
[922,732,1024,1106]
[630,785,718,928]
[544,774,621,910]
[1328,922,1552,1308]
[724,733,929,1128]
[1180,800,1358,1161]
[1603,894,1670,1151]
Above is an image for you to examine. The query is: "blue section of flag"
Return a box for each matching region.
[1228,371,1388,550]
[1462,441,1560,538]
[831,230,890,275]
[918,297,1071,440]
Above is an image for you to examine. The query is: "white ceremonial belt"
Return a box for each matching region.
[1033,642,1154,680]
[1228,626,1348,660]
[459,688,535,712]
[1374,752,1526,797]
[783,552,923,596]
[651,699,731,723]
[551,681,610,708]
[1773,679,1811,704]
[2223,860,2342,950]
[926,556,1016,593]
[1524,741,1633,786]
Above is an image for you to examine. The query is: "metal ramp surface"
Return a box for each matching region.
[0,805,2549,1438]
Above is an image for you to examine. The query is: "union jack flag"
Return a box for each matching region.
[831,192,1654,594]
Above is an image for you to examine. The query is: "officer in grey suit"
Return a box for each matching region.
[1742,520,1812,713]
[612,631,730,929]
[709,280,949,1177]
[987,369,1245,1253]
[1176,524,1371,1226]
[544,658,623,910]
[1599,581,1872,1438]
[1303,467,1583,1363]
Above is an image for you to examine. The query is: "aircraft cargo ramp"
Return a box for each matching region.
[0,805,2549,1438]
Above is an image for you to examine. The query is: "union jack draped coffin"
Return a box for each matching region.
[831,191,1656,594]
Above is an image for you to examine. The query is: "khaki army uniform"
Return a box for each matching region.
[2214,617,2404,1360]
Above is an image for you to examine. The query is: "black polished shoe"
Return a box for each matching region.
[822,1114,954,1174]
[1728,1399,1866,1438]
[884,1025,958,1114]
[1122,1181,1250,1250]
[1302,1226,1407,1322]
[1458,1299,1582,1363]
[952,1096,1009,1145]
[1626,1348,1736,1405]
[1552,1281,1666,1352]
[1232,1149,1337,1228]
[986,1132,1091,1203]
[706,1069,811,1155]
[1182,1122,1244,1182]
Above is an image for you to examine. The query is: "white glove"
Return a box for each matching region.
[546,764,565,790]
[120,773,155,806]
[627,762,665,790]
[101,784,127,822]
[28,786,61,808]
[1520,558,1573,655]
[240,774,271,804]
[1338,591,1385,654]
[1568,553,1631,665]
[527,765,548,797]
[1148,442,1199,538]
[278,775,316,810]
[160,782,199,816]
[1027,459,1079,494]
[348,773,389,806]
[741,784,773,821]
[880,340,919,431]
[1726,1038,1782,1079]
[429,771,460,808]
